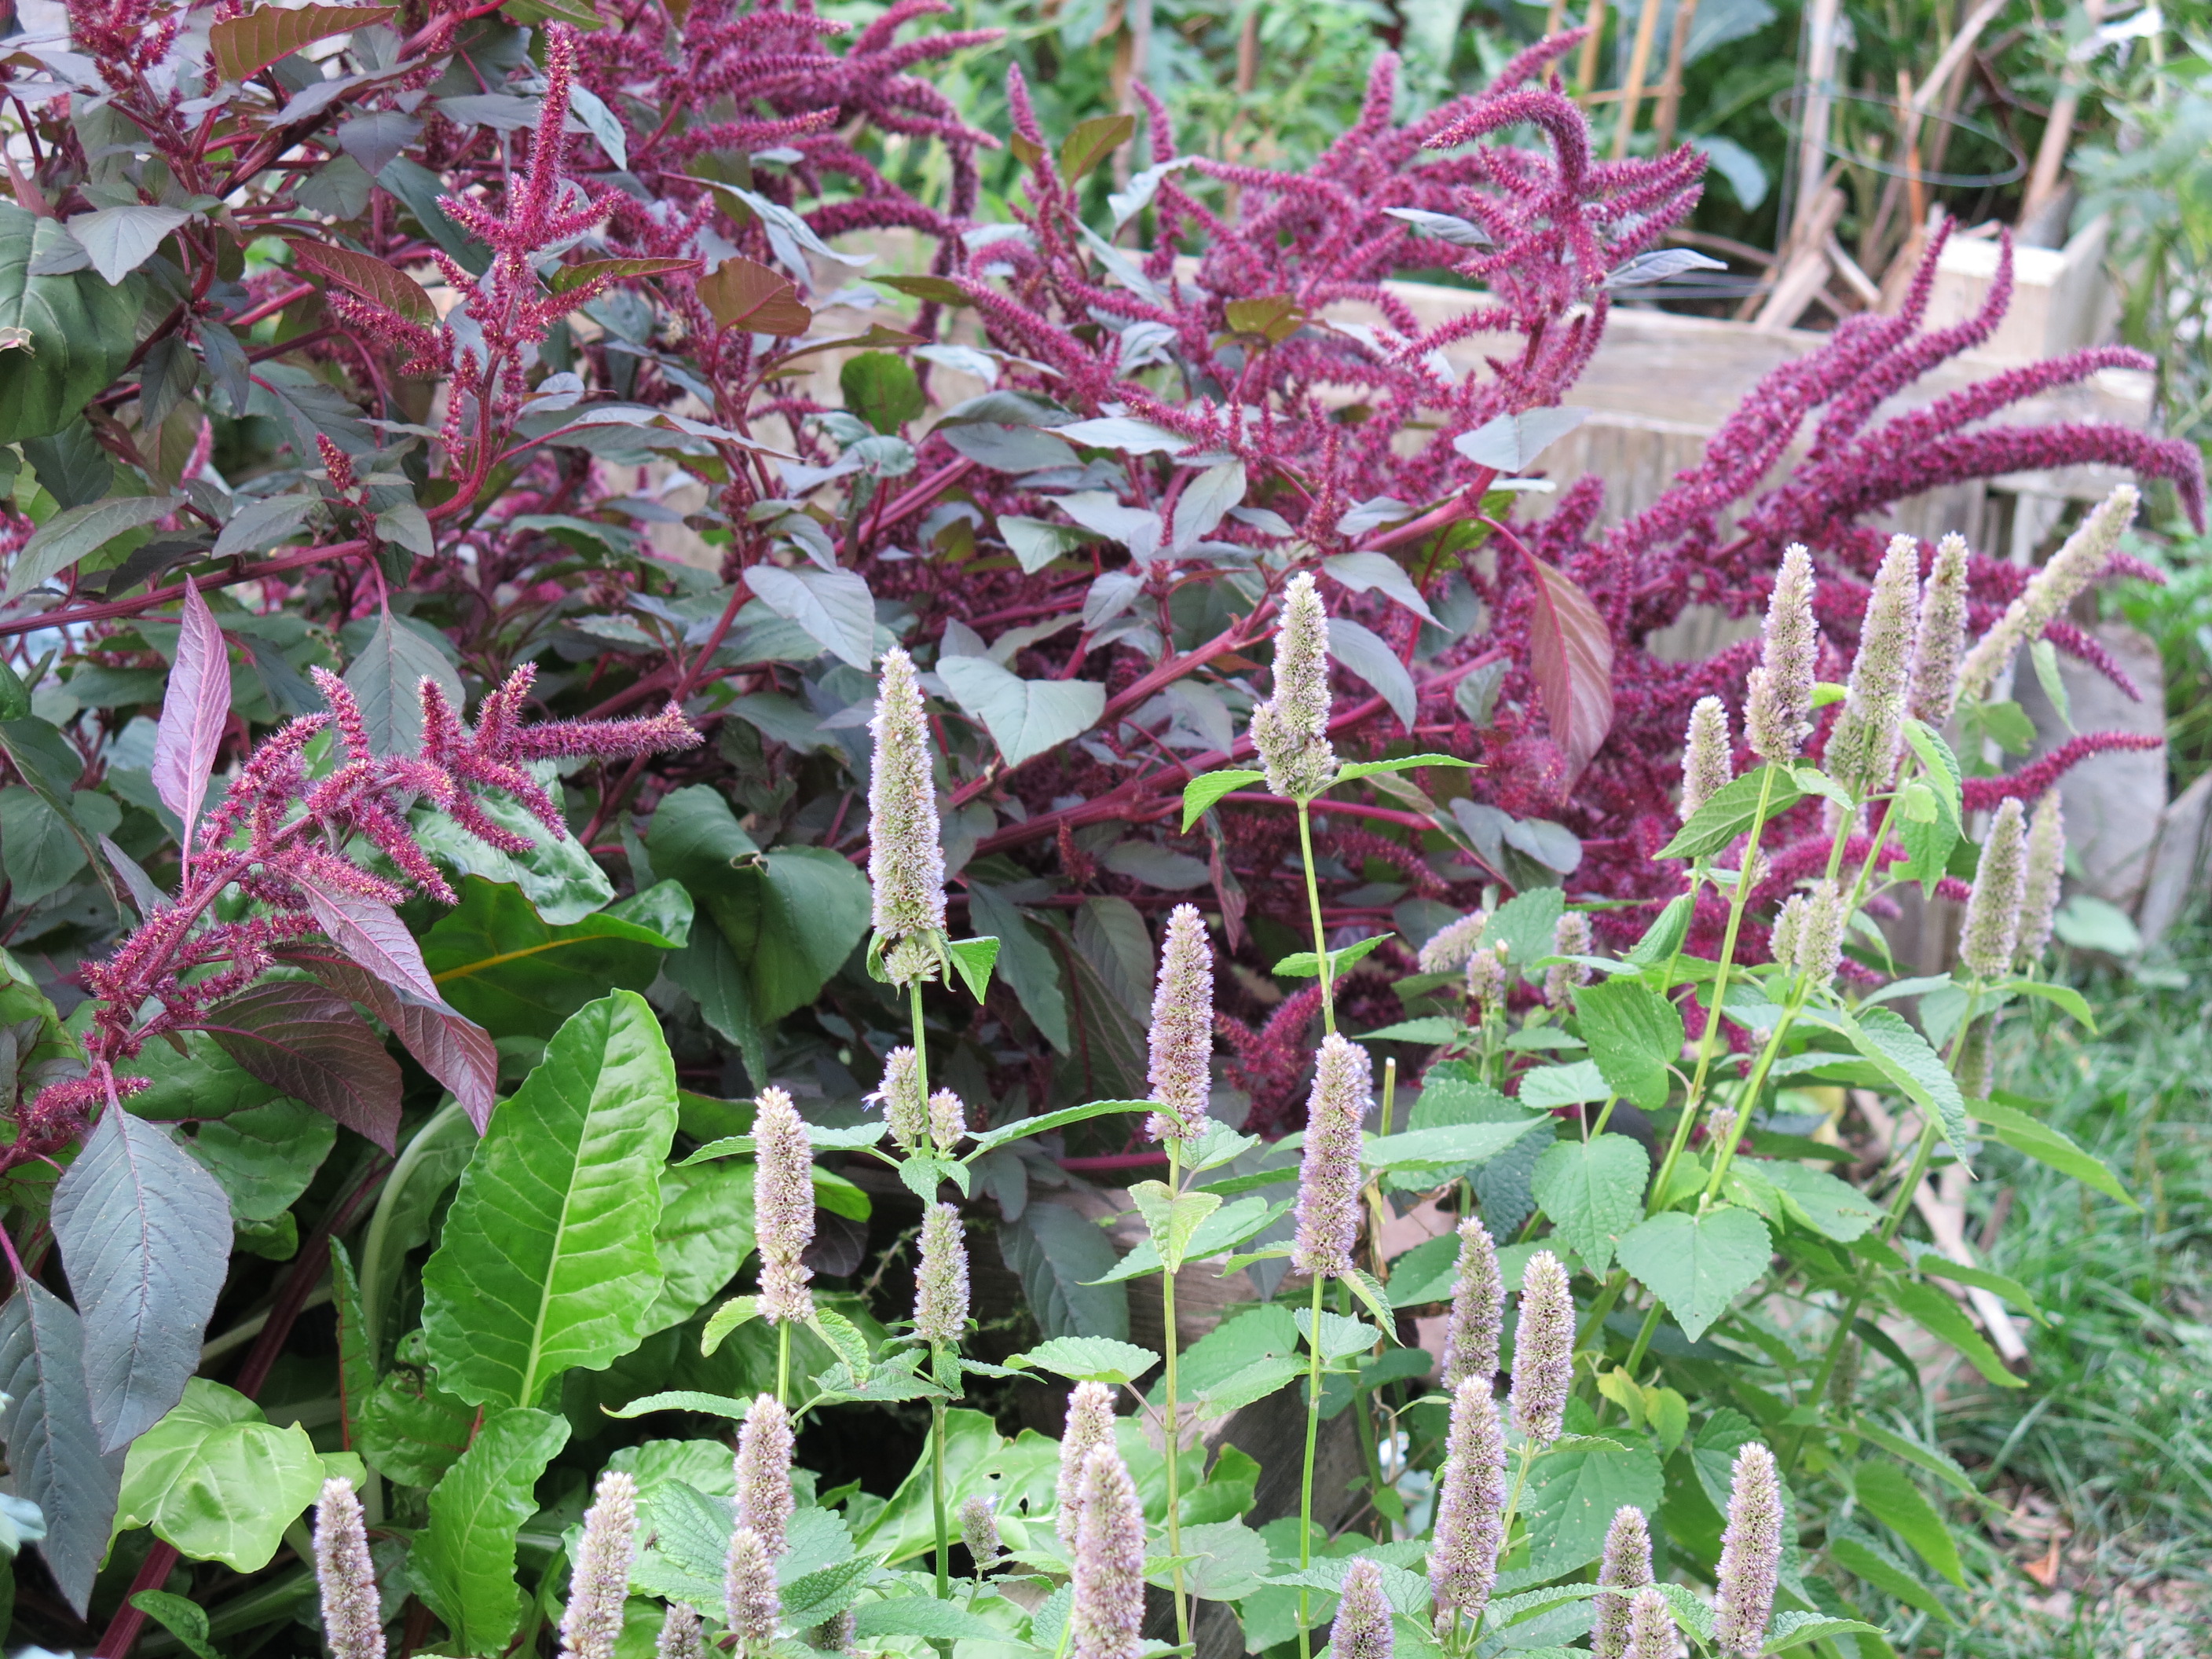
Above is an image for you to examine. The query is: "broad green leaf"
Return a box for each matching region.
[1485,885,1566,968]
[1971,1097,2132,1206]
[1089,1195,1286,1282]
[967,1099,1152,1156]
[998,1201,1129,1341]
[342,611,463,756]
[1128,1180,1221,1273]
[854,1408,1004,1565]
[1764,1611,1887,1651]
[1516,1060,1611,1109]
[0,205,143,444]
[1657,764,1806,859]
[643,1160,756,1335]
[1332,753,1474,782]
[1271,933,1388,980]
[646,783,761,883]
[1572,976,1684,1110]
[1828,1529,1954,1623]
[357,1352,476,1490]
[1397,1063,1554,1229]
[1008,1336,1160,1384]
[1521,1434,1663,1575]
[423,877,679,1039]
[1614,1205,1772,1341]
[1174,1518,1272,1600]
[1327,615,1418,729]
[1993,977,2098,1034]
[188,1097,336,1222]
[947,935,1000,1002]
[1181,768,1265,830]
[967,882,1071,1051]
[130,1591,220,1659]
[411,778,615,926]
[1851,1460,1966,1588]
[5,493,181,600]
[1530,1133,1649,1274]
[1843,1007,1970,1154]
[0,786,87,904]
[746,565,875,669]
[853,1601,1009,1643]
[1357,1016,1461,1045]
[113,1380,328,1573]
[1294,1308,1379,1361]
[700,1295,759,1356]
[1756,1160,1884,1241]
[1899,720,1964,895]
[605,1390,758,1420]
[119,1027,282,1122]
[1913,1254,2045,1322]
[1363,1119,1547,1172]
[939,654,1106,767]
[415,1406,571,1656]
[422,992,679,1408]
[330,1241,374,1449]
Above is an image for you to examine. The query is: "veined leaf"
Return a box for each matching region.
[1060,114,1137,182]
[1182,768,1265,831]
[1614,1204,1771,1342]
[1522,555,1613,778]
[4,493,180,600]
[998,1200,1129,1341]
[0,1284,122,1616]
[1657,764,1806,860]
[288,240,435,328]
[203,980,404,1150]
[112,1379,335,1573]
[0,205,144,445]
[423,876,679,1039]
[1529,1134,1649,1275]
[212,4,396,82]
[1007,1336,1159,1384]
[938,654,1105,767]
[1972,1097,2132,1206]
[149,578,229,848]
[1851,1459,1967,1587]
[341,610,463,756]
[414,1406,571,1655]
[421,992,680,1408]
[1572,975,1684,1111]
[1844,1006,1970,1154]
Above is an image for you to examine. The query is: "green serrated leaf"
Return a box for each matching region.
[1530,1134,1649,1275]
[1272,933,1388,980]
[1851,1460,1966,1587]
[415,1407,571,1654]
[1656,764,1805,860]
[1129,1180,1221,1273]
[1332,753,1475,782]
[1614,1204,1771,1341]
[947,935,1000,1002]
[1844,1006,1971,1155]
[1181,767,1265,831]
[1008,1335,1160,1384]
[1571,976,1684,1111]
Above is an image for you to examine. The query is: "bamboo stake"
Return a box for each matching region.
[1653,0,1703,149]
[1577,0,1610,93]
[1613,0,1667,157]
[2021,0,2108,236]
[1793,0,1844,240]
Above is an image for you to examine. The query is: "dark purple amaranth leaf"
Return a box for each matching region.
[802,1209,869,1278]
[203,980,405,1150]
[1522,554,1615,783]
[287,947,499,1132]
[49,1109,230,1451]
[0,1282,126,1615]
[149,576,229,859]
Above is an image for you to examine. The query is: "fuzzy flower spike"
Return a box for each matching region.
[1680,697,1733,821]
[1251,571,1339,800]
[1057,1382,1117,1552]
[655,1605,704,1659]
[559,1471,639,1659]
[870,645,948,986]
[1440,1216,1503,1390]
[870,1046,926,1152]
[1826,533,1922,804]
[1329,1558,1393,1659]
[2016,791,2065,967]
[1069,1445,1145,1659]
[1745,544,1817,763]
[1510,1250,1573,1445]
[752,1087,815,1324]
[1592,1506,1654,1659]
[1910,532,1972,724]
[1428,1375,1506,1628]
[1712,1442,1782,1657]
[1959,797,2027,981]
[734,1394,794,1561]
[723,1525,779,1649]
[1957,484,2141,704]
[1291,1034,1372,1277]
[1145,903,1215,1143]
[313,1478,384,1659]
[915,1201,971,1347]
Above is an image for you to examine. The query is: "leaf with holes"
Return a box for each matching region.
[212,3,395,82]
[698,255,811,335]
[288,240,435,328]
[50,1110,232,1452]
[1522,555,1614,778]
[203,980,405,1150]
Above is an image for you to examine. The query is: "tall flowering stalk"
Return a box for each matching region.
[1680,697,1734,821]
[1910,533,1972,725]
[752,1086,815,1393]
[869,645,948,991]
[723,1525,779,1652]
[1056,1383,1118,1554]
[734,1396,794,1562]
[558,1472,639,1659]
[1510,1251,1572,1446]
[1328,1558,1393,1659]
[1428,1376,1505,1635]
[1712,1444,1782,1657]
[313,1478,384,1659]
[1254,573,1346,1035]
[1956,484,2141,702]
[2016,792,2065,968]
[1826,533,1922,806]
[1440,1218,1503,1391]
[916,1200,971,1606]
[1959,800,2028,982]
[1591,1507,1654,1659]
[1068,1446,1145,1659]
[1744,546,1816,764]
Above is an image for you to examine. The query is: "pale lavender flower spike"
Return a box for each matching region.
[2016,791,2065,967]
[1509,1250,1573,1445]
[1069,1445,1146,1659]
[1960,798,2027,981]
[928,1087,967,1152]
[1440,1216,1502,1391]
[1419,910,1488,973]
[1680,697,1732,822]
[1745,544,1817,764]
[1465,940,1510,1012]
[958,1492,1004,1572]
[1428,1375,1506,1628]
[1146,903,1215,1143]
[1329,1558,1394,1659]
[1826,533,1921,803]
[1291,1034,1371,1278]
[752,1087,815,1324]
[1712,1442,1782,1657]
[870,1046,926,1152]
[1957,483,2140,704]
[915,1201,971,1346]
[558,1470,639,1659]
[1623,1588,1679,1659]
[656,1604,705,1659]
[1591,1506,1654,1659]
[1545,910,1592,1008]
[869,644,947,986]
[1793,878,1844,991]
[313,1477,385,1659]
[723,1525,780,1647]
[1910,532,1972,725]
[1057,1382,1117,1552]
[734,1394,794,1561]
[1252,571,1340,801]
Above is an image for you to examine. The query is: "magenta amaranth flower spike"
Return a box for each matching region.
[958,1493,1004,1572]
[928,1088,967,1153]
[1960,798,2027,980]
[1057,1382,1117,1552]
[734,1394,795,1561]
[1623,1588,1679,1659]
[1428,1375,1506,1628]
[1510,1250,1573,1445]
[1745,544,1817,764]
[656,1603,704,1659]
[1328,1558,1393,1659]
[313,1478,383,1659]
[1910,533,1972,724]
[1680,698,1733,822]
[1592,1506,1654,1659]
[722,1525,779,1647]
[869,645,947,986]
[2016,792,2065,966]
[1958,484,2141,703]
[1544,911,1592,1007]
[1069,1445,1145,1659]
[1826,533,1921,804]
[870,1046,927,1152]
[1712,1442,1782,1657]
[1441,1217,1503,1390]
[1465,940,1510,1013]
[558,1471,638,1659]
[1145,903,1215,1143]
[1251,572,1340,801]
[1419,911,1489,973]
[1292,1034,1372,1278]
[915,1201,971,1346]
[752,1088,815,1324]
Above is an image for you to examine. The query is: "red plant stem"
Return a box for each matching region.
[92,1155,390,1659]
[1217,793,1439,834]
